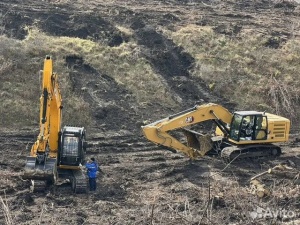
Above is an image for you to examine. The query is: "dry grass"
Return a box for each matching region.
[2,21,300,128]
[0,196,13,225]
[23,27,176,106]
[0,27,178,128]
[165,24,300,121]
[130,167,300,224]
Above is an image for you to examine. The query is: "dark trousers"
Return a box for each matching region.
[89,178,97,191]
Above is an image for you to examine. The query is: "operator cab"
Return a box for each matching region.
[229,111,268,142]
[58,126,87,167]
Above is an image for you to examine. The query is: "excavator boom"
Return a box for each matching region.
[24,56,62,184]
[30,56,62,157]
[142,103,233,158]
[142,103,290,161]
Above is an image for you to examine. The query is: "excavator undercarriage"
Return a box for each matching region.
[24,126,88,193]
[24,161,88,193]
[220,144,281,163]
[184,130,283,162]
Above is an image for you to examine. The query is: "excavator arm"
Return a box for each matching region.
[30,55,62,159]
[25,56,62,183]
[142,103,233,159]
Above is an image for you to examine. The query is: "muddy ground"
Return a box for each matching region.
[1,0,300,224]
[2,129,300,225]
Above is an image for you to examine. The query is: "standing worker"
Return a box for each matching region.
[85,157,98,191]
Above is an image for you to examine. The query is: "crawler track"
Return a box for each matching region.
[72,170,87,193]
[221,144,282,163]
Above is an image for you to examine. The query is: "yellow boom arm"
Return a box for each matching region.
[142,103,233,159]
[30,56,62,158]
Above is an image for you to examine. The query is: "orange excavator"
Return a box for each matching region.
[24,56,87,193]
[142,103,290,162]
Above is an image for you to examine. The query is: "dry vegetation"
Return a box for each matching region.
[0,27,178,128]
[0,2,300,128]
[1,0,300,224]
[166,24,300,119]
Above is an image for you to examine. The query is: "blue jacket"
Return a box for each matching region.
[86,161,98,178]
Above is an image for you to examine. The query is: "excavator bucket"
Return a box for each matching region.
[24,156,57,183]
[183,129,213,156]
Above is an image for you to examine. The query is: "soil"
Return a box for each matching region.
[1,0,300,224]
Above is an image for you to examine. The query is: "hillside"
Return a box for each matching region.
[1,0,300,224]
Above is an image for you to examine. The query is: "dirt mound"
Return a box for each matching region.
[0,0,237,129]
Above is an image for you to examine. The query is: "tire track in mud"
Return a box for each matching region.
[0,132,190,203]
[0,132,188,174]
[131,22,237,110]
[2,133,300,225]
[86,134,214,193]
[84,134,202,202]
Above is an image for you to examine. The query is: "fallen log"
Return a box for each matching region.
[249,164,300,198]
[250,179,271,198]
[250,164,298,181]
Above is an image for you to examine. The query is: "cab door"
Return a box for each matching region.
[253,116,268,140]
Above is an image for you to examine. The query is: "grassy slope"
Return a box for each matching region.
[1,1,300,225]
[1,1,300,131]
[0,28,177,129]
[165,25,300,120]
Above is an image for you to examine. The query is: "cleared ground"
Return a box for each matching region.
[1,0,300,224]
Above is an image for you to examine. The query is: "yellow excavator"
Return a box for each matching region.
[24,56,87,193]
[142,103,290,162]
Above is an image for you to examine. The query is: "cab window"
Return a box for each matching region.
[63,136,79,156]
[254,116,267,140]
[240,115,255,140]
[229,114,243,141]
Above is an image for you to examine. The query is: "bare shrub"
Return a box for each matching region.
[166,24,300,121]
[267,76,296,118]
[0,196,13,225]
[0,57,13,77]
